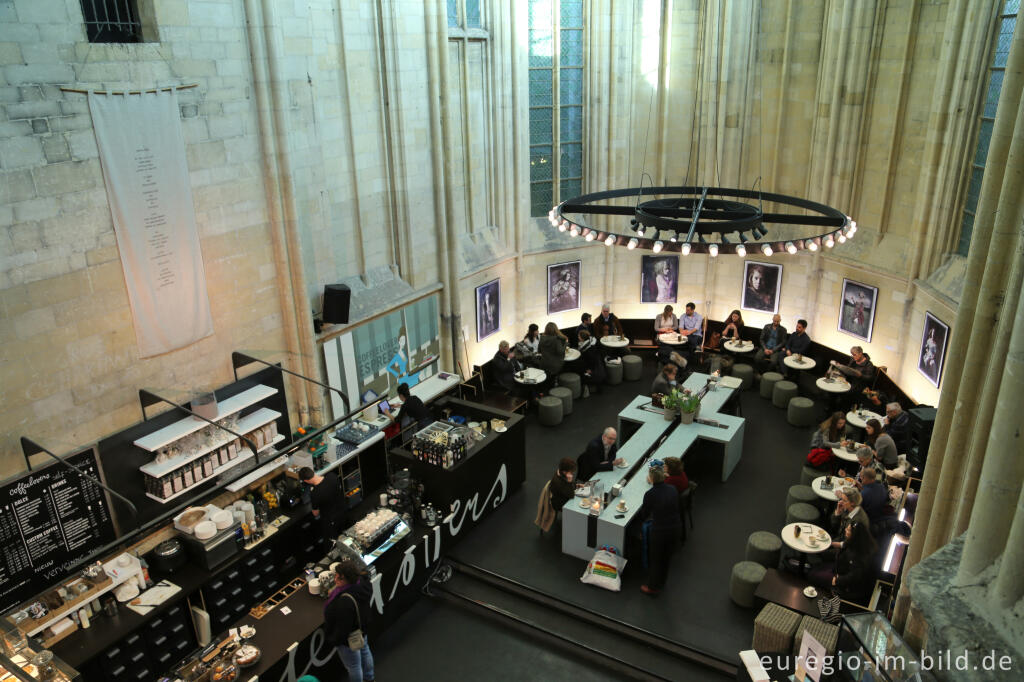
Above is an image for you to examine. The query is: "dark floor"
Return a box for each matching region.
[373,355,819,680]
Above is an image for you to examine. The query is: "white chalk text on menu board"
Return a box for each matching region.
[0,449,116,613]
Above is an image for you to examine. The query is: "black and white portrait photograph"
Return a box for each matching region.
[547,261,581,314]
[741,261,782,314]
[641,255,678,304]
[476,279,500,341]
[838,279,878,342]
[918,312,950,388]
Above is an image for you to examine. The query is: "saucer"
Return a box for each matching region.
[616,504,628,512]
[614,462,628,469]
[495,426,507,433]
[579,499,589,508]
[803,587,818,598]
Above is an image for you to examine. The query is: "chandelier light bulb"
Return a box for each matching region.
[636,225,645,237]
[569,224,580,237]
[557,220,568,232]
[708,243,719,257]
[584,230,596,241]
[838,232,847,244]
[652,240,663,253]
[627,238,638,249]
[604,234,615,246]
[785,241,797,254]
[736,243,746,257]
[670,235,677,242]
[824,235,835,248]
[681,243,691,256]
[761,243,773,256]
[807,239,819,252]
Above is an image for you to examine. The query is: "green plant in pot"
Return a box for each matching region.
[660,388,685,420]
[678,390,701,424]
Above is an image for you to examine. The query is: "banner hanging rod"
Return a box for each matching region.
[60,83,199,95]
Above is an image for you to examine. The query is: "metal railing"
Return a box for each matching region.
[81,0,142,43]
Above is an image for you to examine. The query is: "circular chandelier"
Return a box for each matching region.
[547,186,856,256]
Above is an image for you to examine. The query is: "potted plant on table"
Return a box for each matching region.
[660,388,684,420]
[679,390,701,424]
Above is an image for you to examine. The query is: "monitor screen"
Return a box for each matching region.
[378,398,391,414]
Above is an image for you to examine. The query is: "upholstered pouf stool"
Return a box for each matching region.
[786,484,818,511]
[786,502,820,525]
[622,354,643,381]
[538,396,563,426]
[745,531,783,569]
[557,372,582,399]
[788,397,817,427]
[729,561,767,608]
[731,363,754,390]
[605,360,623,385]
[800,464,824,486]
[793,615,840,655]
[549,386,573,416]
[753,603,802,654]
[760,371,784,399]
[772,380,798,408]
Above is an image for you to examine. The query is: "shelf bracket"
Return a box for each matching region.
[231,351,351,416]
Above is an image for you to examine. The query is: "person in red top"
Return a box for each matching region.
[663,457,689,494]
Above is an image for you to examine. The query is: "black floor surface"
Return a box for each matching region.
[373,355,820,680]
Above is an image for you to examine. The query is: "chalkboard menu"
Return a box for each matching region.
[0,447,117,614]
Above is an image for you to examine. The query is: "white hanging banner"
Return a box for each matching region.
[88,90,213,357]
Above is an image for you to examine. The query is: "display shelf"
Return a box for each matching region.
[144,443,261,504]
[138,407,281,477]
[23,554,142,638]
[226,455,289,492]
[133,385,278,452]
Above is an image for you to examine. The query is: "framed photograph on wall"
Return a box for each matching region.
[741,261,783,314]
[547,261,581,314]
[640,255,679,304]
[476,279,500,341]
[917,312,950,388]
[838,279,878,342]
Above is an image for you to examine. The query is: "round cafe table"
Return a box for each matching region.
[832,446,862,463]
[846,409,884,430]
[811,476,847,502]
[816,376,851,394]
[564,348,581,362]
[723,339,754,354]
[781,522,832,554]
[600,335,630,349]
[784,355,817,370]
[514,367,547,385]
[657,332,687,345]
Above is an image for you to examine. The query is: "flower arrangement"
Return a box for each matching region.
[679,390,701,414]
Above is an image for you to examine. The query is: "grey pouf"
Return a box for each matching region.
[549,386,573,416]
[793,615,840,655]
[787,396,817,427]
[557,372,582,399]
[786,502,820,525]
[745,531,783,569]
[732,363,754,390]
[760,371,784,399]
[753,603,802,654]
[605,360,623,385]
[729,561,767,608]
[786,484,818,510]
[800,464,825,486]
[772,380,798,408]
[538,396,563,426]
[622,354,643,381]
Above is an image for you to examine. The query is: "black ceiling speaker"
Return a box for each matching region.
[322,284,351,324]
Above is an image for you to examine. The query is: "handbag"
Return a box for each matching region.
[342,593,365,650]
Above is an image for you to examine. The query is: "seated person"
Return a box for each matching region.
[575,313,593,346]
[771,318,810,374]
[838,446,887,488]
[491,340,524,393]
[663,456,689,494]
[828,488,870,550]
[865,418,899,469]
[381,382,433,431]
[654,305,679,362]
[678,302,703,355]
[577,330,605,394]
[578,427,625,480]
[829,346,876,395]
[703,330,733,374]
[651,363,679,396]
[862,386,890,411]
[514,324,541,366]
[811,411,852,450]
[858,467,887,520]
[593,303,624,339]
[722,309,745,341]
[884,402,911,455]
[548,457,578,511]
[809,522,877,604]
[754,314,787,372]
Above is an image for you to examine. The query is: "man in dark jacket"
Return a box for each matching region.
[491,340,524,392]
[754,314,787,372]
[858,467,887,520]
[884,402,911,454]
[323,559,375,681]
[593,303,624,339]
[382,382,432,432]
[638,464,682,595]
[830,346,876,397]
[299,466,344,548]
[772,319,811,375]
[577,427,624,481]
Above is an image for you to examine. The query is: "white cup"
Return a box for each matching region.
[308,578,320,595]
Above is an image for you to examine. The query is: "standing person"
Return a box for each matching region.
[381,382,433,431]
[548,457,577,511]
[651,363,679,396]
[755,314,788,372]
[654,305,679,363]
[593,303,624,339]
[577,330,606,396]
[638,463,682,595]
[323,559,375,682]
[771,319,811,375]
[299,466,344,548]
[722,310,745,341]
[538,322,569,389]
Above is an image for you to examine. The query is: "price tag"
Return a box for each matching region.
[280,606,292,615]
